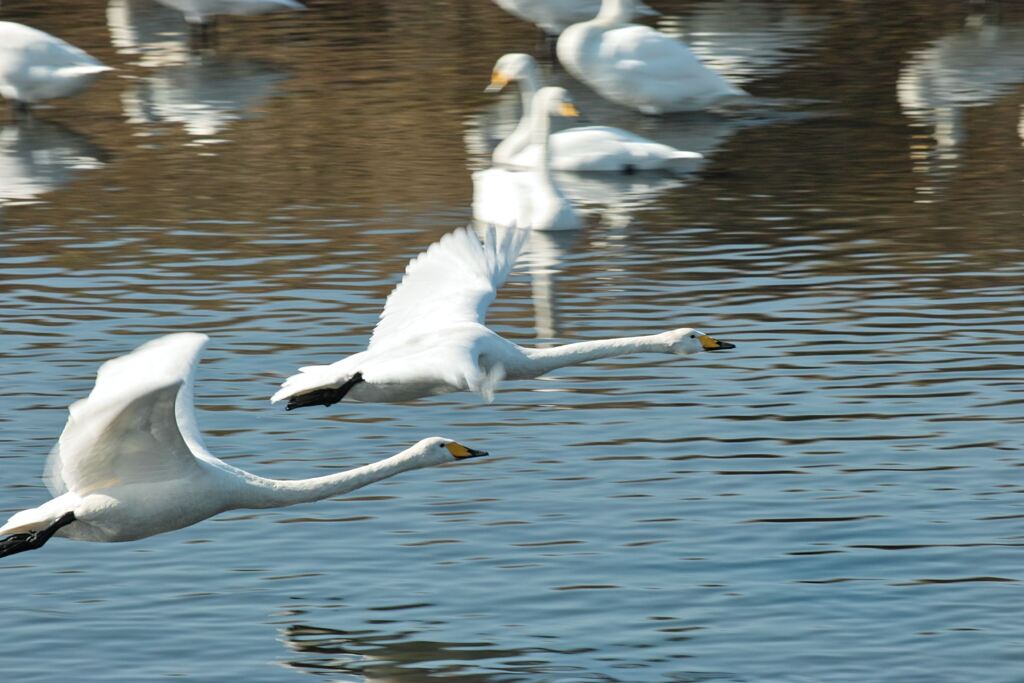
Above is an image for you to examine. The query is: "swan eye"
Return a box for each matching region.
[690,335,696,339]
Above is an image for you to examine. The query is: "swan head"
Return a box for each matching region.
[413,437,489,465]
[533,86,579,120]
[666,328,735,356]
[486,53,541,94]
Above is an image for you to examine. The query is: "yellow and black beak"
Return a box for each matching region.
[446,442,489,459]
[699,334,736,351]
[485,71,509,94]
[557,102,579,118]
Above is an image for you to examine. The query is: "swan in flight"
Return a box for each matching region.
[487,53,703,172]
[272,226,735,410]
[489,0,657,36]
[473,86,583,230]
[0,22,112,112]
[556,0,747,114]
[0,333,487,559]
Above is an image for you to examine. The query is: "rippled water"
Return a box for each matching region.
[2,1,1023,681]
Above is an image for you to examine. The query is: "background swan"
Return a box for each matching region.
[488,53,702,172]
[272,226,734,410]
[490,0,657,36]
[0,333,487,558]
[473,86,583,231]
[0,22,112,111]
[556,0,746,114]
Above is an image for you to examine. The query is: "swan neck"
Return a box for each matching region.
[595,0,633,25]
[523,333,671,375]
[528,100,553,172]
[238,447,430,509]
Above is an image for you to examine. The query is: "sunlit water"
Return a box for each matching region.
[1,1,1023,681]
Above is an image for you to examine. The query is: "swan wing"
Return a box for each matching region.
[600,25,712,82]
[367,226,528,350]
[45,333,209,496]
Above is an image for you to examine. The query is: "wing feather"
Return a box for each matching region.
[45,333,209,496]
[367,226,528,350]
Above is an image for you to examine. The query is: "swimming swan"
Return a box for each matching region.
[0,333,487,558]
[0,22,112,111]
[473,86,583,230]
[489,0,657,36]
[556,0,747,114]
[272,226,735,410]
[487,53,703,172]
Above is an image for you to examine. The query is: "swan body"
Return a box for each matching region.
[488,53,702,172]
[473,86,582,231]
[556,0,746,114]
[490,0,657,36]
[0,333,486,556]
[153,0,305,25]
[272,226,735,410]
[0,22,112,107]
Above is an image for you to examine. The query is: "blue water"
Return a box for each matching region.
[1,1,1023,681]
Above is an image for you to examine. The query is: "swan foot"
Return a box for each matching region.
[285,372,364,411]
[0,511,75,559]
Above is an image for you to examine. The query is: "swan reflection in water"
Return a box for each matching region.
[656,0,827,87]
[107,0,191,67]
[0,120,107,206]
[897,12,1024,176]
[280,622,525,681]
[122,55,289,138]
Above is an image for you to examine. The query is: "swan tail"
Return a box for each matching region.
[54,65,114,78]
[272,371,364,410]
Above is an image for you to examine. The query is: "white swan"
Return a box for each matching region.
[487,53,702,172]
[473,86,582,231]
[0,333,487,558]
[0,22,112,110]
[271,226,734,410]
[153,0,305,26]
[556,0,747,114]
[489,0,657,36]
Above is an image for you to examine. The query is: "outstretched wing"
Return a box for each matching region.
[45,333,210,497]
[367,226,528,350]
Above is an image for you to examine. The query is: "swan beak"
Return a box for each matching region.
[558,102,579,118]
[699,334,735,351]
[485,71,509,93]
[447,442,489,459]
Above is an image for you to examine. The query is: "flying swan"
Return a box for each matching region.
[0,333,487,559]
[0,22,113,112]
[487,53,703,172]
[556,0,747,114]
[272,226,735,410]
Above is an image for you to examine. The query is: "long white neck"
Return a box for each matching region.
[528,98,556,178]
[518,332,673,377]
[493,67,542,164]
[234,447,433,510]
[595,0,633,26]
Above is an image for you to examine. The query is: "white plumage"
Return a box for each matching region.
[473,86,583,231]
[556,0,747,114]
[0,22,112,107]
[489,0,657,36]
[272,226,735,410]
[0,333,486,557]
[487,53,702,172]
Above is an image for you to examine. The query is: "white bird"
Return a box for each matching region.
[0,22,112,111]
[490,0,658,36]
[153,0,305,28]
[271,226,734,410]
[556,0,747,114]
[487,53,703,172]
[0,333,487,559]
[473,86,583,231]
